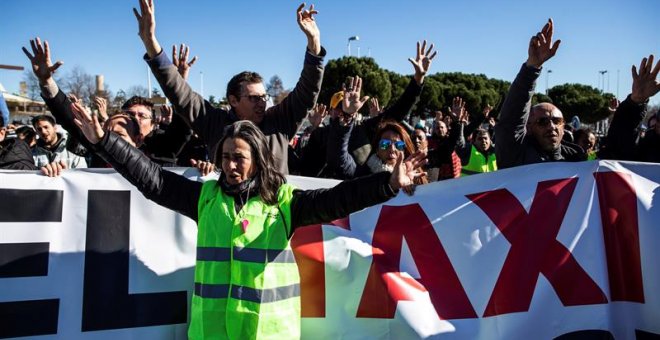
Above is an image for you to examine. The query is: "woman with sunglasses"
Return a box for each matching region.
[326,115,427,192]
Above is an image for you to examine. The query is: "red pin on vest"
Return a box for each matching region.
[241,219,249,233]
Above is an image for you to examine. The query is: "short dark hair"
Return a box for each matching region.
[31,115,56,127]
[226,71,263,101]
[216,120,285,206]
[121,96,154,111]
[472,128,491,139]
[16,126,37,144]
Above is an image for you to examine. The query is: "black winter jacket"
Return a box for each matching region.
[95,132,397,231]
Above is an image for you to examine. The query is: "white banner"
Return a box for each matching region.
[0,161,659,339]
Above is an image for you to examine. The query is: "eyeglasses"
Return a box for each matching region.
[241,94,271,103]
[533,116,564,127]
[378,139,406,151]
[124,110,152,120]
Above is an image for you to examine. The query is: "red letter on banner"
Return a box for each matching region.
[292,217,350,318]
[467,178,607,317]
[356,204,477,319]
[593,172,644,303]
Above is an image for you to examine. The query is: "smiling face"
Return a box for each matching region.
[221,137,257,185]
[34,119,58,147]
[527,103,565,152]
[229,82,268,125]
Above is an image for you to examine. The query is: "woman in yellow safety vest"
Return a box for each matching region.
[71,100,426,339]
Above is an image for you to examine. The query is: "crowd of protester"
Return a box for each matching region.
[0,14,657,184]
[2,1,659,339]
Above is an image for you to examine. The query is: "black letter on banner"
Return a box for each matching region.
[81,190,187,331]
[0,189,63,338]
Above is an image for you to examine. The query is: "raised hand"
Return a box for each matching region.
[607,97,620,113]
[172,44,198,80]
[71,99,105,144]
[296,3,321,55]
[450,97,466,121]
[368,97,381,117]
[94,96,109,122]
[308,103,327,129]
[190,159,216,176]
[389,151,428,196]
[482,104,493,118]
[133,0,162,58]
[40,161,67,177]
[342,76,370,115]
[526,19,561,69]
[22,37,63,84]
[408,40,437,85]
[631,55,660,104]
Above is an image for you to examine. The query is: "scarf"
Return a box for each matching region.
[366,153,394,174]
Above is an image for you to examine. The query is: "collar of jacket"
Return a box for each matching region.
[36,132,64,151]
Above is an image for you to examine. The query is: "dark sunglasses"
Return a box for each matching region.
[533,116,564,127]
[241,94,271,103]
[379,139,406,151]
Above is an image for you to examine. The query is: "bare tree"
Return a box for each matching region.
[126,85,149,98]
[266,75,286,104]
[22,70,41,101]
[61,66,95,104]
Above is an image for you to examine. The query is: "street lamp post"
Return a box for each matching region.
[347,36,359,56]
[599,70,608,92]
[546,69,553,94]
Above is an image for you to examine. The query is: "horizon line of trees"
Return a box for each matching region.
[24,57,650,124]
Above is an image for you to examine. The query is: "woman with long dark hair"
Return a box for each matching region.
[70,101,425,340]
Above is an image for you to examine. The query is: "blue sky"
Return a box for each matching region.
[1,0,659,105]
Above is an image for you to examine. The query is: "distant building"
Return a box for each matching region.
[0,82,47,125]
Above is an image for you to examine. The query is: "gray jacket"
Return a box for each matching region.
[145,48,326,174]
[495,63,585,169]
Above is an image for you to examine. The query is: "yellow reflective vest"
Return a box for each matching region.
[461,145,497,176]
[190,181,300,340]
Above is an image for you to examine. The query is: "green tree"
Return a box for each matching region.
[547,84,613,123]
[321,57,391,112]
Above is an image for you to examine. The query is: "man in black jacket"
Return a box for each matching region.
[601,55,660,162]
[495,19,586,169]
[134,1,325,174]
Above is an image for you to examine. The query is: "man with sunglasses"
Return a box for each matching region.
[134,0,325,174]
[495,19,586,169]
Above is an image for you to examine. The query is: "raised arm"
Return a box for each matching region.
[23,38,92,151]
[70,100,202,221]
[363,41,434,136]
[495,19,561,168]
[135,0,220,146]
[265,3,326,138]
[603,55,660,160]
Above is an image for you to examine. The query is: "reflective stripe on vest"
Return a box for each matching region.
[461,145,497,176]
[190,181,300,340]
[194,282,300,303]
[197,246,296,264]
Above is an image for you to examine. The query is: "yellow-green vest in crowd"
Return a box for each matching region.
[461,145,497,176]
[190,181,300,340]
[587,151,598,160]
